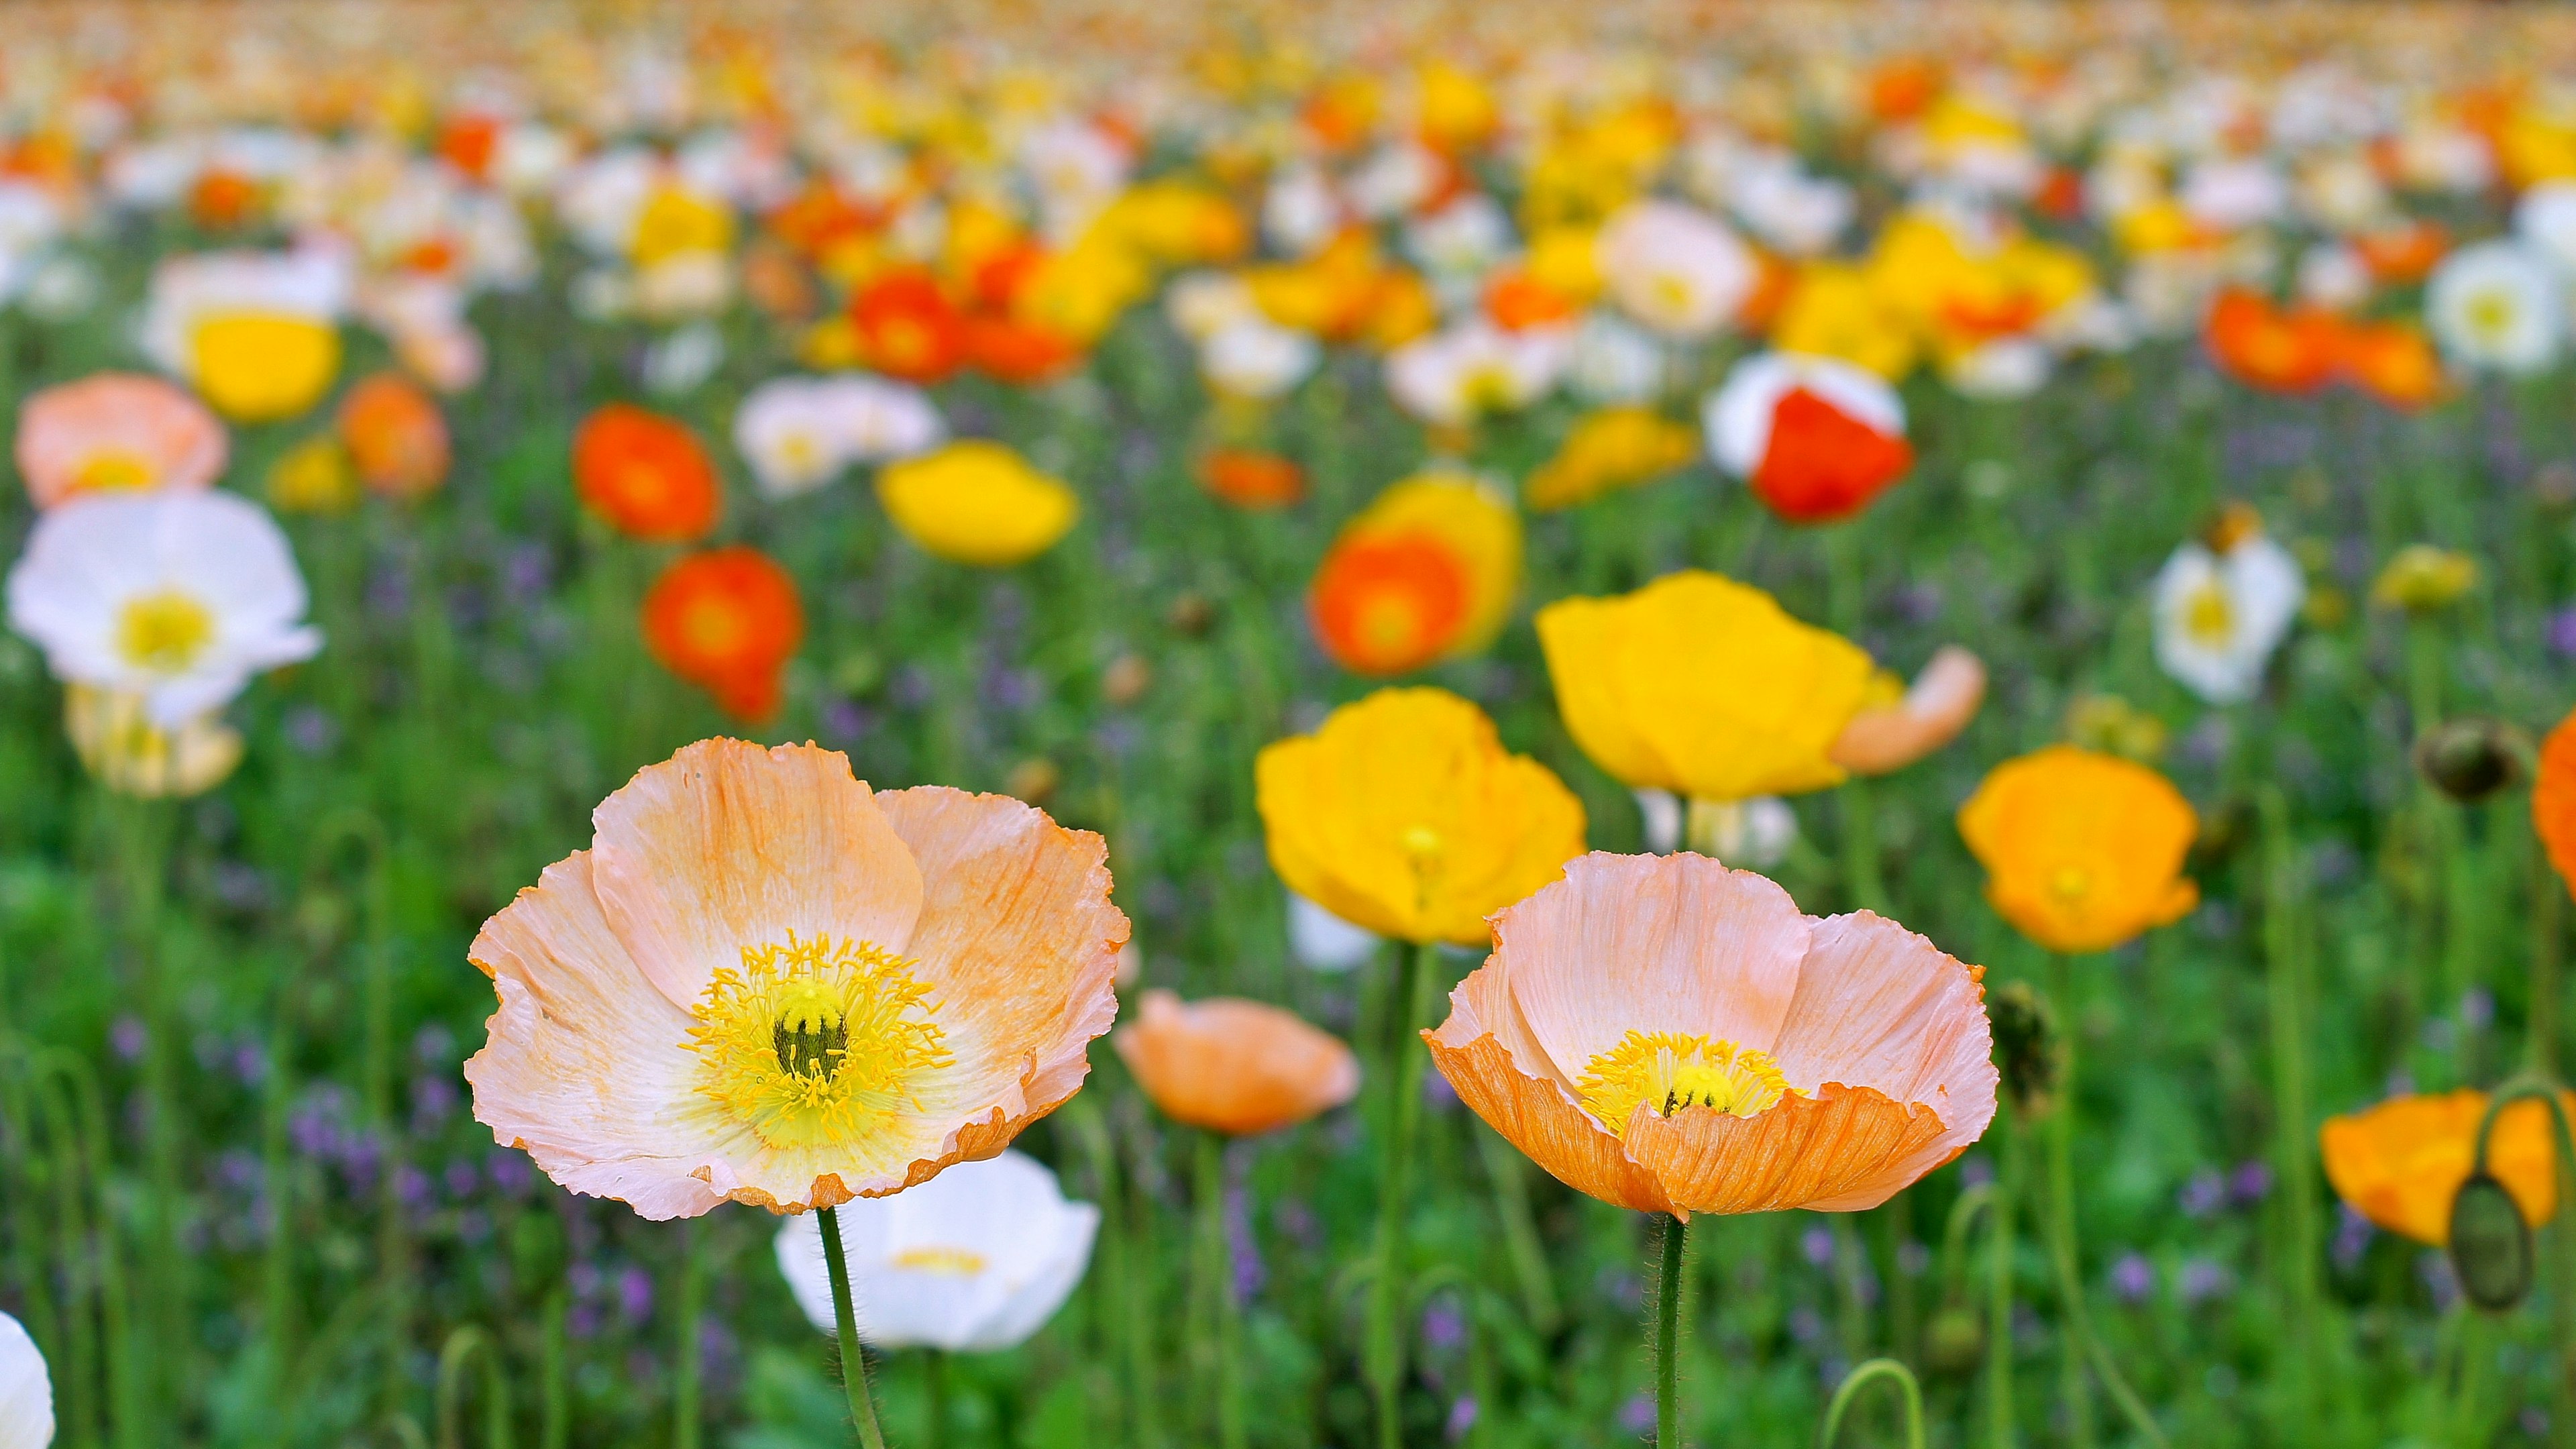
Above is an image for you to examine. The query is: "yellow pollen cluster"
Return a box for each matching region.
[116,589,217,674]
[686,932,951,1150]
[889,1245,989,1276]
[1576,1030,1792,1136]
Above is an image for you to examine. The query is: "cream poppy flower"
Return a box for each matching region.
[1383,319,1570,427]
[1595,200,1756,339]
[2151,515,2305,704]
[5,490,321,725]
[140,248,350,421]
[15,372,228,509]
[466,739,1127,1219]
[773,1149,1099,1351]
[2426,239,2561,376]
[0,1309,50,1449]
[733,374,945,499]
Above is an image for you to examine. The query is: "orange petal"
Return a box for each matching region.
[465,850,744,1220]
[1829,646,1986,776]
[1624,1081,1949,1215]
[1426,1019,1675,1215]
[1115,989,1361,1135]
[588,739,924,1010]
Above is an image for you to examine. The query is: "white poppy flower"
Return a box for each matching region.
[2515,180,2576,276]
[1262,168,1344,258]
[2151,529,2305,704]
[1703,352,1905,479]
[1594,199,1756,339]
[1383,320,1570,426]
[1287,891,1379,973]
[0,1310,52,1449]
[774,1150,1098,1352]
[1199,319,1320,400]
[2426,239,2562,375]
[1165,270,1261,342]
[1564,313,1666,405]
[7,490,321,726]
[735,374,946,497]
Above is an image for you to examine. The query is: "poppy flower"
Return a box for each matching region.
[141,249,349,423]
[876,440,1080,567]
[1309,472,1519,676]
[774,1150,1099,1351]
[640,547,804,722]
[2534,704,2576,898]
[336,372,451,502]
[965,313,1083,386]
[1537,570,1878,803]
[1254,686,1585,946]
[63,682,245,800]
[1426,853,1996,1216]
[1196,449,1305,510]
[2151,506,2305,704]
[2321,1090,2570,1244]
[0,1309,50,1449]
[1703,352,1913,523]
[852,269,970,384]
[2337,320,2446,409]
[2203,289,2341,394]
[465,738,1128,1218]
[573,404,722,543]
[1829,646,1987,777]
[1523,406,1699,512]
[15,372,228,509]
[1114,989,1360,1136]
[1956,746,2199,955]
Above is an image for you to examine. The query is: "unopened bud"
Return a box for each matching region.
[2448,1172,2534,1312]
[1989,982,2057,1119]
[2412,718,2532,803]
[1922,1304,1985,1376]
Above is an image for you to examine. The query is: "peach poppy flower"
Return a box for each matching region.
[641,547,805,722]
[16,373,228,509]
[1114,989,1360,1136]
[337,372,450,501]
[1829,647,1987,776]
[1426,852,1996,1216]
[573,403,722,543]
[1956,745,2198,955]
[466,739,1128,1219]
[2320,1089,2571,1245]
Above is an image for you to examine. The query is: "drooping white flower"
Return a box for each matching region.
[0,1309,54,1449]
[774,1150,1098,1352]
[2425,239,2562,376]
[733,374,947,497]
[1287,891,1379,973]
[6,490,321,725]
[2151,521,2305,704]
[1593,199,1756,339]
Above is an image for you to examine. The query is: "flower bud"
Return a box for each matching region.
[2448,1171,2534,1312]
[1989,981,2057,1119]
[1922,1303,1985,1376]
[2412,718,2533,803]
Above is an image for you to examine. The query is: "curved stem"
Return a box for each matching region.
[1817,1358,1926,1449]
[1366,940,1436,1449]
[1988,1133,2017,1449]
[674,1217,706,1449]
[2258,786,2320,1439]
[1654,1213,1687,1448]
[818,1206,890,1449]
[434,1326,512,1449]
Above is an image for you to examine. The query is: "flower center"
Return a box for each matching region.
[115,589,217,674]
[2182,580,2235,644]
[686,932,951,1150]
[74,449,160,493]
[1575,1030,1791,1136]
[889,1245,989,1275]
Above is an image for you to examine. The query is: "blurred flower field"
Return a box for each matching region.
[13,1,2576,1446]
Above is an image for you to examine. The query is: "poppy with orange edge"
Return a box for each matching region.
[1483,269,1578,332]
[1311,533,1471,677]
[1759,388,1913,521]
[2338,321,2447,410]
[1197,448,1305,510]
[2204,289,2340,395]
[2534,702,2576,898]
[435,114,502,180]
[967,314,1083,386]
[851,268,969,384]
[641,547,804,722]
[337,372,450,502]
[573,403,722,543]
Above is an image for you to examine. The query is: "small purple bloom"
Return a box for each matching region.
[1801,1226,1835,1267]
[1787,1305,1827,1347]
[1444,1397,1479,1442]
[2461,988,2496,1034]
[2178,1169,2226,1218]
[444,1160,482,1200]
[2109,1252,2154,1303]
[1958,1155,1995,1189]
[2420,1251,2460,1311]
[1421,1297,1467,1352]
[489,1150,534,1197]
[2551,606,2576,659]
[111,1016,148,1063]
[618,1265,655,1324]
[2229,1161,2273,1205]
[2178,1259,2233,1305]
[2332,1203,2374,1273]
[1616,1392,1656,1435]
[1421,1071,1458,1110]
[284,706,339,756]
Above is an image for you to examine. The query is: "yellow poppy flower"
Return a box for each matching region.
[1536,571,1878,802]
[1523,407,1699,511]
[1956,745,2199,955]
[877,441,1080,567]
[1254,687,1586,945]
[2321,1090,2570,1246]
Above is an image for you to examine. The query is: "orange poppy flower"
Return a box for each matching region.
[852,269,969,384]
[2337,321,2446,410]
[465,738,1128,1217]
[337,372,451,501]
[1114,989,1360,1136]
[2536,704,2576,896]
[1956,745,2199,955]
[965,314,1082,386]
[15,372,227,509]
[436,114,502,180]
[1754,387,1916,523]
[1308,474,1520,678]
[1483,269,1578,331]
[573,404,722,543]
[641,547,805,721]
[2320,1089,2571,1245]
[1426,852,1996,1216]
[1197,449,1305,509]
[2204,289,2340,395]
[2354,221,2449,284]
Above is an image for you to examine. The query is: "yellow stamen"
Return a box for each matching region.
[2182,581,2235,645]
[888,1245,989,1275]
[115,590,216,675]
[74,449,160,493]
[686,932,951,1150]
[1575,1030,1792,1136]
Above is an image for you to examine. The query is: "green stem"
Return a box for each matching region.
[1817,1358,1926,1449]
[1985,1139,2016,1449]
[2533,842,2563,1078]
[109,796,180,1423]
[818,1206,891,1449]
[1473,1124,1562,1334]
[1366,939,1436,1449]
[674,1217,706,1449]
[1839,777,1888,918]
[540,1291,569,1449]
[922,1351,946,1449]
[2259,787,2319,1442]
[434,1326,511,1449]
[1195,1132,1246,1449]
[2045,958,2168,1449]
[1654,1213,1687,1448]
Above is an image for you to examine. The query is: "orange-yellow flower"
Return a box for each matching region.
[336,372,450,502]
[1114,989,1360,1136]
[1523,407,1699,512]
[1537,571,1877,802]
[2321,1089,2570,1245]
[1426,853,1996,1216]
[2538,704,2576,896]
[574,404,722,543]
[15,373,228,510]
[1254,687,1585,945]
[1308,472,1519,677]
[466,739,1128,1218]
[1197,449,1305,510]
[876,440,1080,567]
[1955,745,2199,955]
[641,547,804,722]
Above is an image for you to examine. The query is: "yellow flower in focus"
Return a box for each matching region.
[1524,407,1699,511]
[64,683,244,798]
[2371,545,2480,614]
[877,441,1080,568]
[1536,571,1878,802]
[1957,745,2199,955]
[1254,687,1586,945]
[1771,263,1919,379]
[631,184,737,270]
[266,435,360,515]
[191,315,341,423]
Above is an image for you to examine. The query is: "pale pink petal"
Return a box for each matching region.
[1830,647,1986,776]
[588,739,925,1012]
